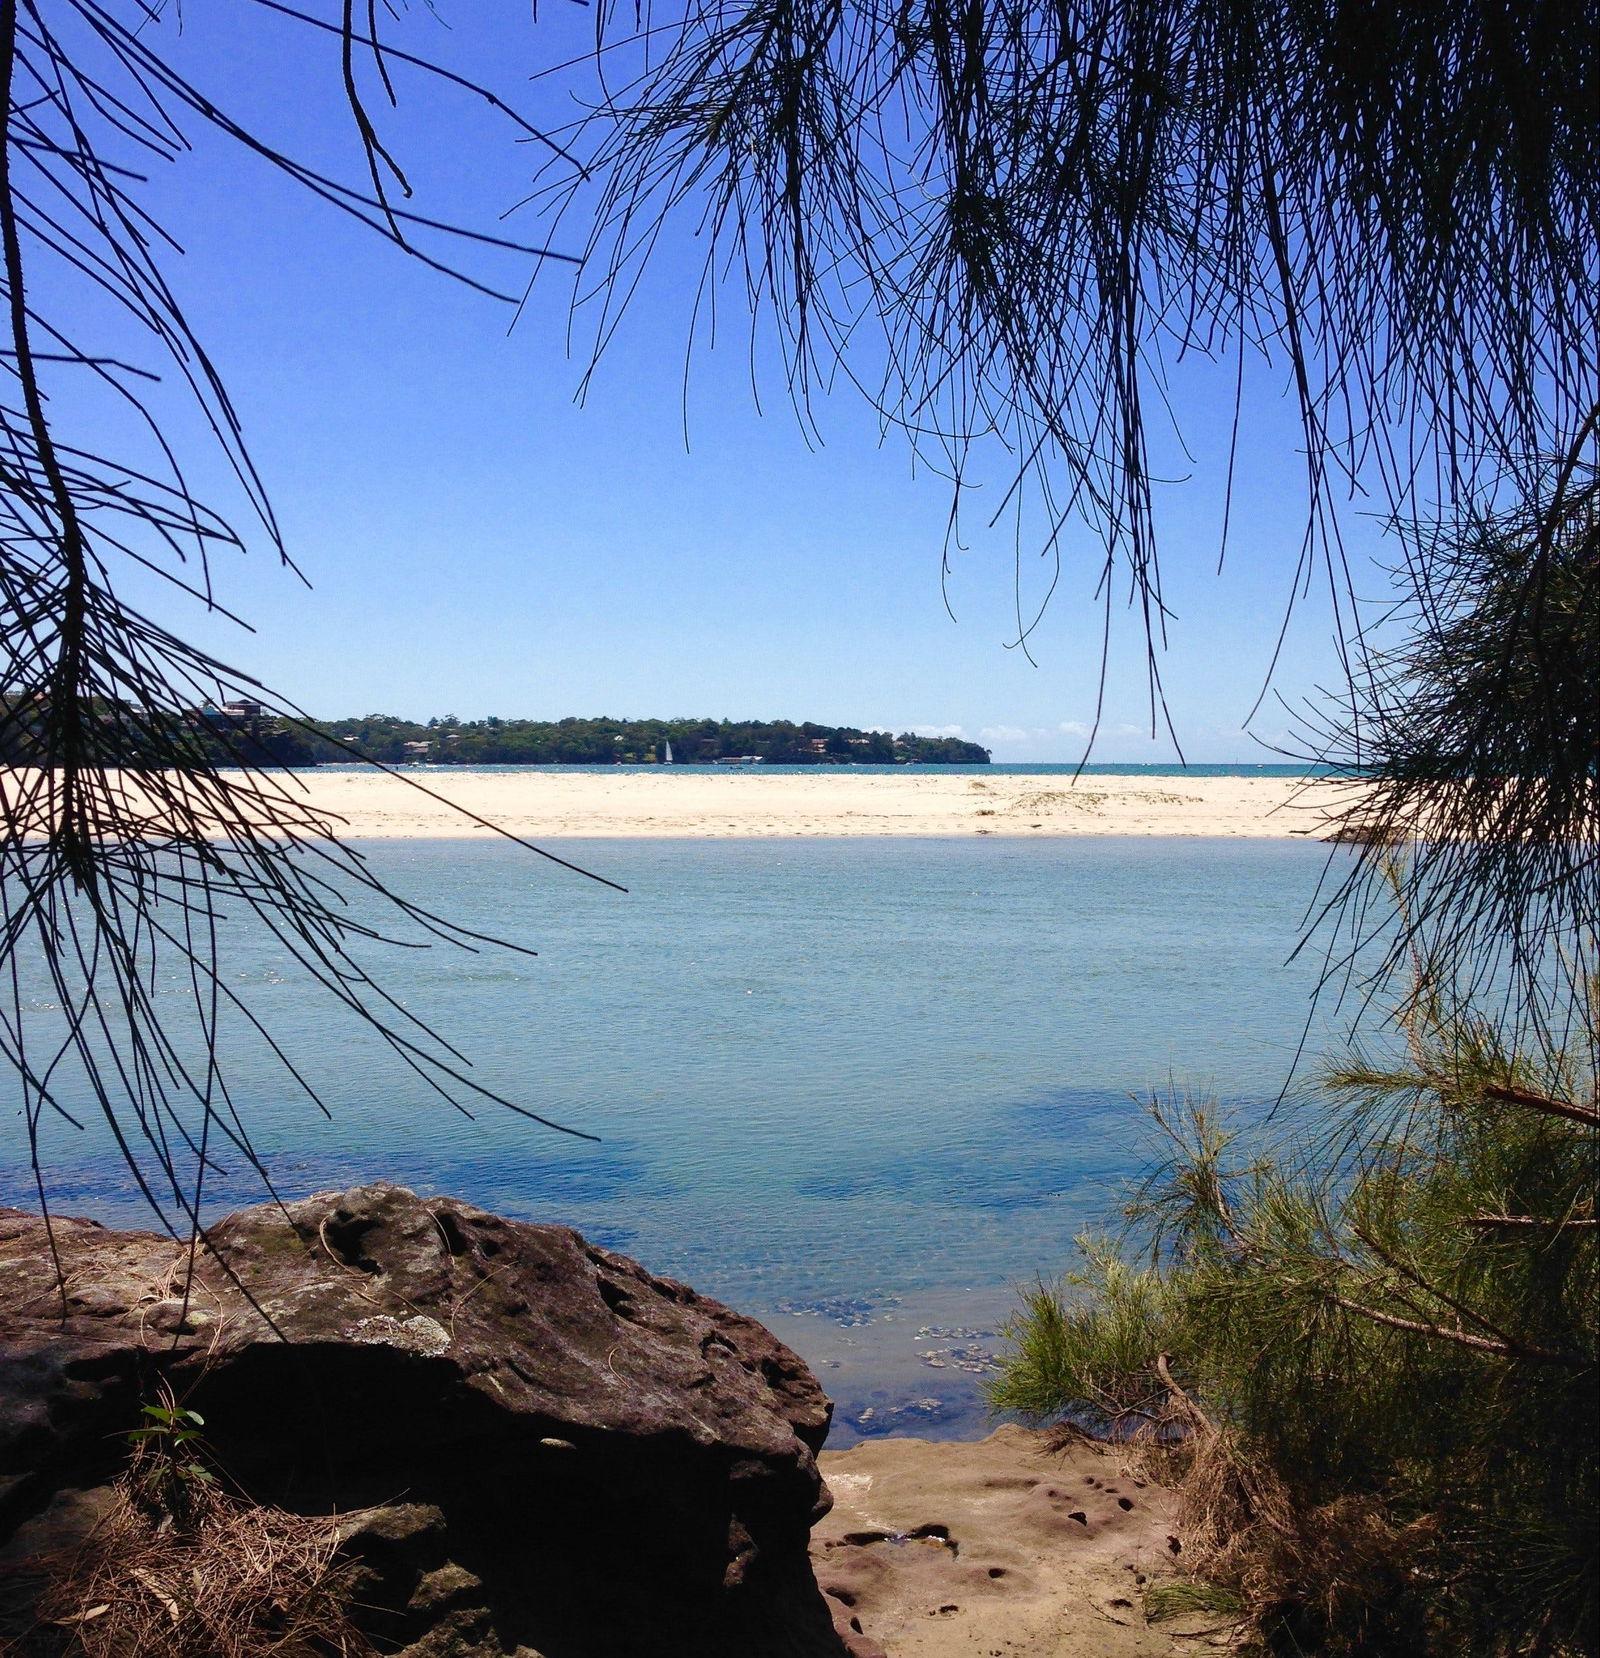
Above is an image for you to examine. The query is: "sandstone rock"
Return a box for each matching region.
[811,1425,1190,1657]
[0,1184,845,1656]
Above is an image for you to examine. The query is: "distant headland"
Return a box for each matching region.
[181,710,992,767]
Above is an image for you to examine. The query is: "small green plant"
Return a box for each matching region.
[125,1391,216,1521]
[1144,1579,1243,1622]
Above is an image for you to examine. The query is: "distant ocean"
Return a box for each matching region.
[4,836,1367,1442]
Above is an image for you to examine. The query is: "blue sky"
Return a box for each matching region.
[70,3,1393,763]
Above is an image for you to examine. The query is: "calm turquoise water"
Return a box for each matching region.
[4,837,1355,1437]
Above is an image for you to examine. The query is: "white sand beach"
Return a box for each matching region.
[3,766,1358,840]
[268,765,1352,842]
[256,766,1348,839]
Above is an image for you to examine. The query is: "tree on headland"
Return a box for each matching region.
[299,715,988,766]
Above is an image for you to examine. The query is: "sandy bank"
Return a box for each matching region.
[814,1425,1224,1655]
[213,767,1348,838]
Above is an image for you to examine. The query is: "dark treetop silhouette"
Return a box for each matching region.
[540,0,1597,1044]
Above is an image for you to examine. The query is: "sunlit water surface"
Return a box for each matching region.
[5,837,1360,1440]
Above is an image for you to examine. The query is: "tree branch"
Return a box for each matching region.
[1331,1297,1579,1367]
[1154,1351,1215,1433]
[1465,1214,1599,1230]
[1482,1085,1600,1130]
[1352,1224,1530,1354]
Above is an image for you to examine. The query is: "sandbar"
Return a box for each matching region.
[235,767,1345,839]
[2,767,1357,840]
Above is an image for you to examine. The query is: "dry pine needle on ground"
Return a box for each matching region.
[8,1482,374,1658]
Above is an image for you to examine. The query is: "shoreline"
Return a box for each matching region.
[765,1282,1017,1450]
[135,767,1351,839]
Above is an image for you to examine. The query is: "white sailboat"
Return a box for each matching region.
[663,739,674,764]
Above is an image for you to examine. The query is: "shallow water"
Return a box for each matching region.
[5,837,1355,1440]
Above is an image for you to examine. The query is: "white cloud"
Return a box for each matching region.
[910,723,968,739]
[978,724,1030,745]
[1057,720,1092,738]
